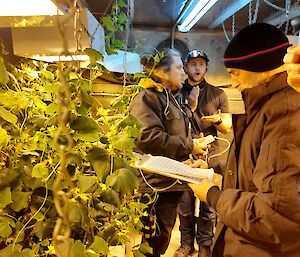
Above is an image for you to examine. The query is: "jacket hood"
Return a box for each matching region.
[138,78,164,92]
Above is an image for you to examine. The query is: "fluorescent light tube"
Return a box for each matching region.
[178,0,219,32]
[0,0,64,16]
[31,55,90,62]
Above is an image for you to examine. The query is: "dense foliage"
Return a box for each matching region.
[0,52,152,257]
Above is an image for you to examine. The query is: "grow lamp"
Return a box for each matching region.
[178,0,219,32]
[0,0,64,16]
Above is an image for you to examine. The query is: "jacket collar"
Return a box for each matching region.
[241,72,288,124]
[184,78,207,91]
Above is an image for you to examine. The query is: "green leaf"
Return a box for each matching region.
[93,159,111,182]
[87,148,111,182]
[111,39,125,50]
[101,189,120,207]
[0,57,9,85]
[84,48,104,63]
[0,106,18,125]
[73,132,100,142]
[0,168,18,188]
[71,240,88,257]
[117,0,127,7]
[0,127,10,149]
[108,131,135,151]
[117,12,127,26]
[32,161,49,179]
[77,175,98,193]
[90,236,109,255]
[11,191,31,212]
[0,217,12,238]
[76,102,91,116]
[0,245,22,257]
[0,187,12,208]
[71,116,99,133]
[106,168,139,195]
[87,147,109,162]
[101,16,114,32]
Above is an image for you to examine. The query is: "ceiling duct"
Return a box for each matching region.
[11,8,105,57]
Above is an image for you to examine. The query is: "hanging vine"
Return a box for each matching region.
[0,1,152,257]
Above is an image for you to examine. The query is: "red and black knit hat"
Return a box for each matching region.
[224,23,290,72]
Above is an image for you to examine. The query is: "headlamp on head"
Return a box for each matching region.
[185,50,209,64]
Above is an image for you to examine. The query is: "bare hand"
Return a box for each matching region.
[187,86,200,112]
[284,45,300,92]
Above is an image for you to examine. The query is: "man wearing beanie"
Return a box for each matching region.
[175,50,231,257]
[188,23,300,257]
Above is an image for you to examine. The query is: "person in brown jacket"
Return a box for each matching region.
[130,48,207,257]
[188,23,300,257]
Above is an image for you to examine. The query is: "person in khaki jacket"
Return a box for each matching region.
[130,48,207,257]
[189,23,300,257]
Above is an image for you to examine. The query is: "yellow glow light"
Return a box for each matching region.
[31,55,90,62]
[0,0,64,16]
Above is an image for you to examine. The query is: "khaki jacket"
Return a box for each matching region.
[212,73,300,257]
[130,85,193,192]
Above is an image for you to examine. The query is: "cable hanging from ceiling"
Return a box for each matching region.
[248,0,260,25]
[263,0,286,11]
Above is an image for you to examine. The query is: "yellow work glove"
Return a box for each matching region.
[188,174,222,203]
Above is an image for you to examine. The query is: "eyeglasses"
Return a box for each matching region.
[186,50,209,63]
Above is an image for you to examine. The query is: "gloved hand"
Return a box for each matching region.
[192,133,211,156]
[201,109,221,124]
[284,44,300,93]
[188,179,216,203]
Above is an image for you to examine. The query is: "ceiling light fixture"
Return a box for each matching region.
[0,0,64,16]
[178,0,219,32]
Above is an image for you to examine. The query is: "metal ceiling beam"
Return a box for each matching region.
[264,5,300,26]
[208,0,251,30]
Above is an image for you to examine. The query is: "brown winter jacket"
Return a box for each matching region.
[209,73,300,257]
[130,85,194,192]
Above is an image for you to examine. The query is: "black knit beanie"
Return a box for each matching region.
[224,23,290,72]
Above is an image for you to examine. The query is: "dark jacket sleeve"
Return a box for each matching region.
[218,90,229,113]
[212,88,300,244]
[130,91,193,161]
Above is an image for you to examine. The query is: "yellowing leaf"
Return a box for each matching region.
[0,106,18,125]
[0,57,9,85]
[0,187,12,208]
[32,162,49,179]
[90,236,109,255]
[0,127,10,149]
[0,217,12,238]
[45,103,57,115]
[11,191,31,212]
